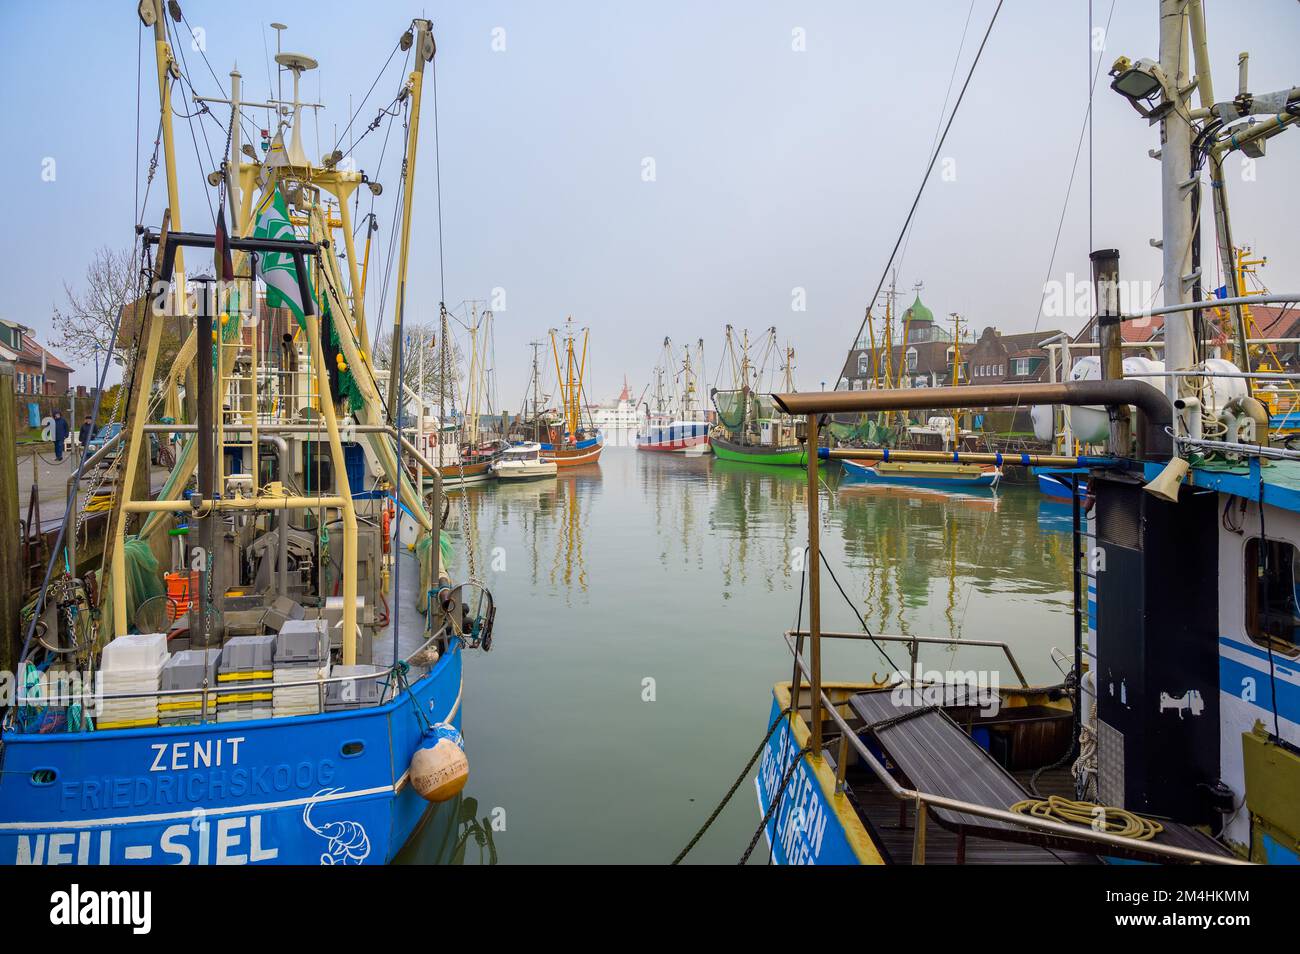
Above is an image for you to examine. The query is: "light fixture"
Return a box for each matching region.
[1109,56,1170,120]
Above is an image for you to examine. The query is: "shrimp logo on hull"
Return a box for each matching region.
[302,788,371,865]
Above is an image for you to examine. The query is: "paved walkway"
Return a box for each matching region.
[14,448,169,531]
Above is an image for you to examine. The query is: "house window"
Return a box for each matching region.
[905,348,918,372]
[857,354,870,376]
[1012,358,1032,377]
[1244,537,1300,657]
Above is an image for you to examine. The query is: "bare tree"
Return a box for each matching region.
[375,320,462,409]
[50,245,182,377]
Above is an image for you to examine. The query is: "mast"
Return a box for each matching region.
[1157,0,1196,400]
[109,0,183,637]
[386,18,435,416]
[439,303,449,462]
[529,339,544,442]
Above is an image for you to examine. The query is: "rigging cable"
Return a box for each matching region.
[836,0,1005,388]
[895,0,976,281]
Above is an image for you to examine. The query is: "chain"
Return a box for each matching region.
[672,706,792,865]
[739,741,813,865]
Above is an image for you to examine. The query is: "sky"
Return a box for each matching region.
[1,0,1297,410]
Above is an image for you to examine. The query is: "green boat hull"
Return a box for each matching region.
[709,435,807,467]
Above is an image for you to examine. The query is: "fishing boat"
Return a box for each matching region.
[1,11,497,866]
[491,442,558,482]
[536,319,604,467]
[736,0,1300,866]
[841,458,1001,489]
[411,304,504,488]
[709,328,807,467]
[637,338,710,453]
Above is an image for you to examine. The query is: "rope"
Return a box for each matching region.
[671,706,790,865]
[1010,794,1163,841]
[740,742,813,865]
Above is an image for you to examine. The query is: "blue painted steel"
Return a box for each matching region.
[754,695,861,865]
[0,644,463,866]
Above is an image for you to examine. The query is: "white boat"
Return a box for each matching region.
[491,442,558,481]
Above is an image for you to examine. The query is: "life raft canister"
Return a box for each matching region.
[410,722,469,803]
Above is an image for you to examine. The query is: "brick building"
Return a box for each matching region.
[0,319,75,395]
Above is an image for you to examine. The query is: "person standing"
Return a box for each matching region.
[52,409,69,463]
[78,414,94,463]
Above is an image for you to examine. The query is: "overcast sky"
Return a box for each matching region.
[1,1,1297,409]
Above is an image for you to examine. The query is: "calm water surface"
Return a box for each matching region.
[408,449,1076,864]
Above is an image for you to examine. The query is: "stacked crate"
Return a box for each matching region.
[216,634,275,723]
[273,619,329,718]
[158,648,220,725]
[97,633,168,729]
[324,664,383,712]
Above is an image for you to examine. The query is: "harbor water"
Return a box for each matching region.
[405,449,1077,864]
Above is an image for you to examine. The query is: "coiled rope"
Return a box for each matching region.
[1009,794,1163,841]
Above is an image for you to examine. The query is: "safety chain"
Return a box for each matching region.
[739,741,814,865]
[672,706,792,865]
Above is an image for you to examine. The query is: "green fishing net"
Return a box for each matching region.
[712,389,747,429]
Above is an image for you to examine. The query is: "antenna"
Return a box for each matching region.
[274,51,318,167]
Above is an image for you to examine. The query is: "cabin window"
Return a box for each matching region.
[1244,537,1300,657]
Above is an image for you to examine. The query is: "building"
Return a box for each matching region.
[840,294,1061,390]
[0,319,75,395]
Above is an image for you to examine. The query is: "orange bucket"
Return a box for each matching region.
[165,571,198,619]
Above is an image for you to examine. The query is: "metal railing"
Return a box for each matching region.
[789,629,1030,688]
[779,630,1246,865]
[8,621,448,729]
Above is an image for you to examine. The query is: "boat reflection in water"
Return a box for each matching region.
[399,450,1076,862]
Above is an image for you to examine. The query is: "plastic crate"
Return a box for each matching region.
[274,619,328,664]
[218,634,276,674]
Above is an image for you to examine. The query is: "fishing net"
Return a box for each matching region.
[752,393,777,420]
[712,389,747,429]
[322,301,365,414]
[828,417,895,446]
[122,537,165,623]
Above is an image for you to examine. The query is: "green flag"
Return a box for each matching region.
[252,185,311,328]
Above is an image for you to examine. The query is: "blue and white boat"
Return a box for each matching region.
[1,12,494,866]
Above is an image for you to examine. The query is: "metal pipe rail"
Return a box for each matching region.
[779,632,1247,865]
[822,448,1114,470]
[123,496,347,513]
[15,622,449,714]
[1176,435,1300,462]
[789,629,1030,688]
[773,379,1173,458]
[143,422,443,478]
[1120,291,1300,321]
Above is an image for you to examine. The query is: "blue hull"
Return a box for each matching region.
[1034,467,1087,500]
[841,459,997,489]
[0,645,463,866]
